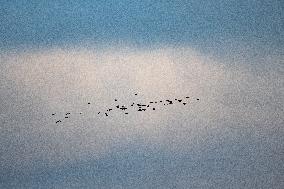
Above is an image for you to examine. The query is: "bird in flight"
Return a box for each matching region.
[52,93,200,123]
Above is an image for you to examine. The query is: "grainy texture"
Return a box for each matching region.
[0,1,283,188]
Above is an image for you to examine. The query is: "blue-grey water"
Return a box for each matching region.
[0,1,283,188]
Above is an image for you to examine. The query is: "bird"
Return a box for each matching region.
[50,94,199,121]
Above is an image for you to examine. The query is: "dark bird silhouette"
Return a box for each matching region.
[166,100,173,104]
[50,94,199,121]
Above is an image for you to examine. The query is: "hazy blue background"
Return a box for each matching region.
[0,1,283,188]
[1,0,283,49]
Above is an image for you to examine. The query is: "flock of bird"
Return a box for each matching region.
[52,93,200,124]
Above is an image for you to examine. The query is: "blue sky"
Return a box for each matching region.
[0,1,283,188]
[1,0,283,49]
